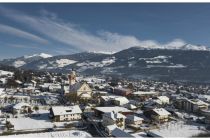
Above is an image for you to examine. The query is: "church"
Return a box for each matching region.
[67,70,92,100]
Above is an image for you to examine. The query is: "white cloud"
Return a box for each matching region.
[0,23,49,44]
[0,7,208,53]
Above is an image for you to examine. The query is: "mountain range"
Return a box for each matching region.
[1,44,210,83]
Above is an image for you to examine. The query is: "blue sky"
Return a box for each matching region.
[0,3,210,59]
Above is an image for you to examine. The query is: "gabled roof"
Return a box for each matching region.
[70,82,91,92]
[153,108,171,116]
[51,105,82,116]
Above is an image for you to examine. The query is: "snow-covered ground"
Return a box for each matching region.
[0,70,14,76]
[149,121,207,137]
[8,110,76,131]
[6,130,92,137]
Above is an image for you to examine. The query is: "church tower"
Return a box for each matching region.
[68,70,76,86]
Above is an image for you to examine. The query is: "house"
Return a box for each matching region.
[94,106,133,118]
[22,86,35,94]
[49,105,82,122]
[67,71,92,100]
[144,108,171,123]
[102,111,126,129]
[113,87,132,96]
[113,97,129,106]
[125,114,144,126]
[100,95,129,106]
[131,91,159,101]
[12,102,31,114]
[156,96,170,105]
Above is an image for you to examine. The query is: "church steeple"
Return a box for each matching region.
[68,69,76,86]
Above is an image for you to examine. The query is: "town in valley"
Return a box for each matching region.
[0,65,210,137]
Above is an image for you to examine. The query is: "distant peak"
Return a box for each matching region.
[24,53,52,59]
[132,43,210,51]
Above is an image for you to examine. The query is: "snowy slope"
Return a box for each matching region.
[24,53,52,59]
[134,44,210,51]
[6,130,92,138]
[12,60,26,68]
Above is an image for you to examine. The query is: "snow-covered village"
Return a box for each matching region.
[0,67,210,138]
[1,2,210,138]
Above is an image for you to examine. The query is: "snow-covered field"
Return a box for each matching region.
[8,110,75,131]
[150,121,206,137]
[6,130,92,137]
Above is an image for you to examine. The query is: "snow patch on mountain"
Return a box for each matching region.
[12,60,26,67]
[38,64,48,69]
[92,51,115,54]
[138,55,171,64]
[147,64,186,68]
[77,57,116,71]
[55,59,77,68]
[24,53,52,59]
[134,43,210,51]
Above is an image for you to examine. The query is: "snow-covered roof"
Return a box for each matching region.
[0,70,14,76]
[132,91,159,96]
[189,99,209,106]
[114,97,129,104]
[153,108,171,116]
[104,112,126,120]
[13,102,31,110]
[111,128,134,137]
[15,80,22,84]
[127,104,137,109]
[126,115,144,121]
[94,106,132,113]
[157,96,169,101]
[0,88,5,95]
[51,105,82,116]
[106,124,118,132]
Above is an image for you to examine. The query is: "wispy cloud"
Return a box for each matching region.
[7,43,38,49]
[0,6,203,53]
[0,23,49,44]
